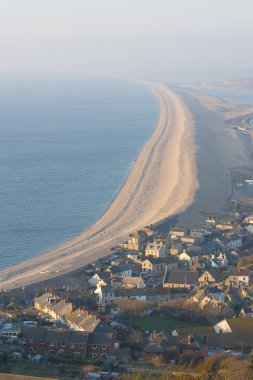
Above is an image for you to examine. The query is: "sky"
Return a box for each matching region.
[1,0,253,81]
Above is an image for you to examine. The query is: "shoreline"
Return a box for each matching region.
[0,80,198,290]
[167,86,253,229]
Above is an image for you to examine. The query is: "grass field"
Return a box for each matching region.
[123,316,197,331]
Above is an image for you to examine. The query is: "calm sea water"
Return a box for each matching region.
[0,76,158,268]
[196,87,253,105]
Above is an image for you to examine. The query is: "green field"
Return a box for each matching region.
[123,316,197,331]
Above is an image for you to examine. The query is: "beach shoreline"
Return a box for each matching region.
[0,80,198,290]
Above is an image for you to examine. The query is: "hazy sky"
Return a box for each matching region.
[1,0,253,80]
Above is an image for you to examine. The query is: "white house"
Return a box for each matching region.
[145,241,166,258]
[214,319,232,333]
[227,269,250,288]
[88,272,111,287]
[95,285,115,305]
[178,251,192,267]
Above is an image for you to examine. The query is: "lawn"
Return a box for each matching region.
[123,315,197,331]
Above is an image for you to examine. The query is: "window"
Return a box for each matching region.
[61,342,65,347]
[92,344,97,349]
[40,339,45,344]
[79,344,84,348]
[90,353,97,358]
[102,345,107,350]
[49,342,55,346]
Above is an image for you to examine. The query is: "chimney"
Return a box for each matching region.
[188,334,194,344]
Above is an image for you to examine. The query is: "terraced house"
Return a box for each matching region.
[33,292,115,358]
[24,325,115,359]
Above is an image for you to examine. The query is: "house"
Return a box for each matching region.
[225,234,242,250]
[191,289,209,307]
[24,326,89,358]
[199,241,223,257]
[107,263,132,277]
[88,272,111,287]
[127,253,140,261]
[49,299,73,322]
[198,269,225,285]
[178,251,192,267]
[163,255,178,270]
[175,318,253,353]
[226,269,250,288]
[88,332,115,359]
[141,273,164,288]
[142,331,174,359]
[190,288,224,310]
[34,293,73,322]
[181,231,205,245]
[23,326,115,359]
[34,292,59,314]
[214,252,228,268]
[206,215,216,226]
[163,270,199,289]
[119,230,147,251]
[217,235,242,252]
[243,215,253,224]
[170,243,184,256]
[214,319,232,333]
[111,287,175,303]
[145,241,166,258]
[216,218,235,231]
[121,276,145,289]
[175,334,208,358]
[239,307,253,318]
[95,285,115,306]
[0,322,22,341]
[207,287,225,302]
[178,250,200,268]
[114,288,148,301]
[170,228,186,238]
[142,258,165,274]
[64,307,113,337]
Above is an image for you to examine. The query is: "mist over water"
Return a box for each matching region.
[195,87,253,105]
[0,76,158,268]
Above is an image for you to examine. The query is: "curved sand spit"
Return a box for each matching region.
[0,80,198,290]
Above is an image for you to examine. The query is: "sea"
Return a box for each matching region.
[0,76,159,269]
[196,87,253,105]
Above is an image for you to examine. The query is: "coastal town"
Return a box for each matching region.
[3,1,253,379]
[1,207,253,379]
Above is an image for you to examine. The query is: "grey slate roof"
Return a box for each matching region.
[229,269,250,276]
[50,300,72,315]
[89,332,114,345]
[23,326,89,344]
[144,258,164,265]
[164,270,199,285]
